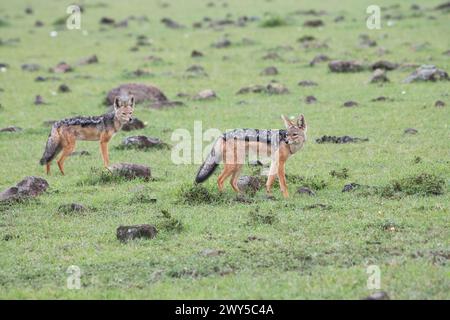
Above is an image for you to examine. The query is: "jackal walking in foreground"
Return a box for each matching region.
[195,114,307,198]
[39,95,134,175]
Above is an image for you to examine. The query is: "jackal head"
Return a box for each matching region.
[281,114,307,146]
[114,95,135,124]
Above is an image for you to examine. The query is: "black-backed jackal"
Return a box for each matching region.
[39,95,135,175]
[195,114,307,198]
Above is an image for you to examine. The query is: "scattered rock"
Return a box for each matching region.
[305,95,317,104]
[364,291,390,300]
[121,118,146,131]
[316,136,369,144]
[343,100,358,107]
[342,183,361,192]
[143,55,163,63]
[35,20,44,27]
[403,65,449,83]
[21,63,40,72]
[35,76,60,82]
[435,100,446,107]
[108,163,151,180]
[127,68,153,78]
[404,128,418,134]
[58,84,70,93]
[50,62,72,73]
[106,83,169,105]
[262,52,282,61]
[334,15,345,22]
[236,85,267,94]
[185,64,208,78]
[359,34,377,47]
[161,17,184,29]
[303,19,324,27]
[34,95,45,105]
[329,60,364,73]
[297,187,315,196]
[371,96,391,102]
[309,54,330,66]
[116,224,157,242]
[194,89,217,100]
[260,66,278,76]
[370,69,390,83]
[435,2,450,11]
[191,50,204,58]
[237,176,263,194]
[100,17,115,25]
[298,35,316,43]
[371,60,398,71]
[76,54,98,66]
[0,176,49,202]
[25,6,33,14]
[298,80,318,87]
[121,136,164,149]
[267,82,289,94]
[0,126,22,132]
[57,203,86,214]
[212,38,231,48]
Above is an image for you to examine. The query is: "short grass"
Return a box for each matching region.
[0,0,449,299]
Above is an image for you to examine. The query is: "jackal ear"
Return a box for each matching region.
[297,114,307,131]
[114,97,120,110]
[129,96,135,108]
[281,115,293,128]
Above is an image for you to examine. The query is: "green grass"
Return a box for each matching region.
[0,0,449,299]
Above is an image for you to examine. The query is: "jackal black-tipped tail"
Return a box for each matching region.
[39,129,62,165]
[195,138,223,183]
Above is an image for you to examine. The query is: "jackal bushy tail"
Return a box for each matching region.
[39,127,62,165]
[195,138,223,183]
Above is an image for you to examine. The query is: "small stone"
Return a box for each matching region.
[191,50,204,57]
[21,63,41,72]
[121,136,164,149]
[76,55,98,66]
[303,19,324,27]
[108,163,151,180]
[342,183,361,192]
[58,203,86,214]
[260,66,278,76]
[100,17,115,25]
[266,82,289,94]
[58,84,70,93]
[343,101,358,107]
[212,38,231,48]
[50,62,72,73]
[194,89,217,100]
[370,68,390,83]
[34,95,45,105]
[297,187,316,196]
[329,60,364,73]
[121,118,146,131]
[116,224,157,242]
[298,80,318,87]
[404,128,418,134]
[0,126,22,132]
[309,54,330,66]
[305,95,317,104]
[435,100,446,107]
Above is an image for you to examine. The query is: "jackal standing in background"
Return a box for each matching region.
[195,114,307,198]
[39,95,135,175]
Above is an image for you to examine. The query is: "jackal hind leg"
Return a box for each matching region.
[230,165,243,193]
[217,164,235,192]
[57,140,76,175]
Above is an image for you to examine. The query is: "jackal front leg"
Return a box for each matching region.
[100,139,110,168]
[265,159,278,196]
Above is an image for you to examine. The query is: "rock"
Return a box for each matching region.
[343,101,358,107]
[435,2,450,10]
[143,55,163,63]
[21,63,40,72]
[236,85,267,94]
[267,82,289,94]
[191,50,204,58]
[76,54,98,66]
[262,52,282,61]
[106,83,169,105]
[334,15,345,22]
[371,96,391,102]
[359,34,377,47]
[260,66,278,76]
[34,95,45,105]
[116,224,157,242]
[403,65,449,83]
[50,62,72,73]
[0,126,22,132]
[329,60,364,73]
[114,19,128,28]
[148,100,184,109]
[404,128,418,134]
[200,249,224,257]
[161,17,184,29]
[127,68,153,78]
[364,291,390,300]
[370,69,390,83]
[70,150,90,157]
[0,176,49,202]
[35,76,60,82]
[58,84,70,93]
[237,176,263,194]
[435,100,446,108]
[298,35,316,43]
[309,54,330,66]
[342,183,361,192]
[303,19,324,27]
[100,17,115,25]
[297,187,315,196]
[316,136,369,144]
[58,203,86,214]
[194,89,217,100]
[305,95,317,104]
[109,163,151,180]
[185,64,208,78]
[121,136,164,149]
[212,38,231,48]
[298,80,318,87]
[25,6,33,14]
[371,60,398,71]
[35,20,44,27]
[121,118,146,131]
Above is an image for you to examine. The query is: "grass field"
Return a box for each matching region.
[0,0,449,299]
